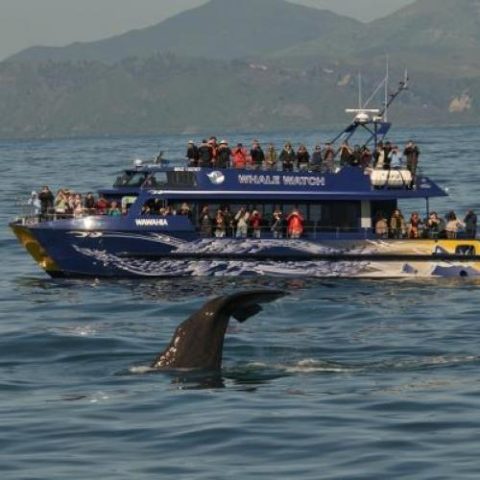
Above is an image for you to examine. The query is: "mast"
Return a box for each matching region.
[384,56,389,123]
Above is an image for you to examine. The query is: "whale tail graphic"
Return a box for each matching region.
[151,290,286,370]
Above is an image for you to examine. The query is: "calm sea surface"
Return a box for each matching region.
[2,126,480,479]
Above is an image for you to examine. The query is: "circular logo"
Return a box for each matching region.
[207,171,225,185]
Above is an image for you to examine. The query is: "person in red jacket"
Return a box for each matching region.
[232,143,248,169]
[287,207,304,239]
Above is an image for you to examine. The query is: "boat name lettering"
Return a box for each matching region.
[135,219,169,227]
[238,174,325,187]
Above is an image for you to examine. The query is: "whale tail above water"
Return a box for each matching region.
[151,290,286,370]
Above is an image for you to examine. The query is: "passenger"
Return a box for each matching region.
[339,141,353,168]
[389,209,406,238]
[84,192,96,214]
[198,139,213,168]
[216,140,232,169]
[95,194,110,215]
[383,141,393,170]
[425,211,443,239]
[407,212,423,239]
[209,137,218,162]
[28,191,41,216]
[199,206,213,237]
[350,145,362,167]
[73,195,84,219]
[54,189,68,217]
[374,212,389,238]
[287,207,304,239]
[38,185,54,217]
[250,209,262,238]
[264,144,278,170]
[374,141,385,169]
[250,140,265,170]
[179,202,193,220]
[464,210,477,239]
[404,140,420,179]
[223,206,234,237]
[214,209,226,238]
[271,207,284,238]
[232,143,248,169]
[360,146,372,170]
[445,211,464,239]
[310,145,323,172]
[322,142,336,173]
[389,145,403,169]
[186,141,199,167]
[296,145,310,171]
[107,200,121,217]
[235,207,250,238]
[279,143,296,172]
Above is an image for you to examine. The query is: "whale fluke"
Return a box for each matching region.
[151,290,286,370]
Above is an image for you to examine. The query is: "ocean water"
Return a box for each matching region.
[1,126,480,479]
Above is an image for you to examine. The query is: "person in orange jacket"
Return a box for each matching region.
[287,207,304,239]
[232,143,249,169]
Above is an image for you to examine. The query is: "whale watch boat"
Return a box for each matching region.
[10,77,480,279]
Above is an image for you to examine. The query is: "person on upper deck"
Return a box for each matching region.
[360,146,372,169]
[374,141,385,169]
[250,140,265,170]
[404,140,420,180]
[198,139,213,168]
[339,141,353,168]
[264,144,278,170]
[382,141,393,170]
[322,142,336,173]
[186,141,199,167]
[310,145,323,172]
[350,145,362,167]
[296,145,310,171]
[216,140,232,169]
[232,143,249,169]
[209,137,218,162]
[280,143,296,172]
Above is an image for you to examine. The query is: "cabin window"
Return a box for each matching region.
[455,245,476,256]
[167,171,196,188]
[140,198,167,215]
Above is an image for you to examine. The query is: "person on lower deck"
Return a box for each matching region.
[235,207,250,238]
[271,207,284,238]
[374,212,389,238]
[407,212,423,239]
[199,206,213,237]
[287,207,304,239]
[445,211,464,239]
[215,209,226,238]
[464,210,477,239]
[250,209,262,238]
[425,212,443,239]
[389,209,406,238]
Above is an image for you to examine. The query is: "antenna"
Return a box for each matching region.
[384,55,390,122]
[358,72,363,109]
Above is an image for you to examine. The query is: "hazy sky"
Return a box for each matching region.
[0,0,415,61]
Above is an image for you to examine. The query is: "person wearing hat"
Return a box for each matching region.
[265,143,277,170]
[216,140,232,169]
[186,140,199,167]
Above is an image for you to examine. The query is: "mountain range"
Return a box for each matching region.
[1,0,480,139]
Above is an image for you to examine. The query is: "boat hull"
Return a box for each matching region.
[10,222,480,279]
